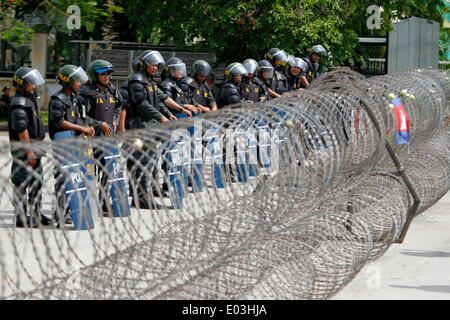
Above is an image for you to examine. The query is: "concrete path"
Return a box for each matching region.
[332,190,450,300]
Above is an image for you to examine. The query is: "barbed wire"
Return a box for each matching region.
[0,68,448,300]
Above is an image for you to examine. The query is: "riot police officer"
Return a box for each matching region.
[127,50,187,209]
[128,50,184,127]
[217,62,247,108]
[286,56,308,92]
[206,72,219,99]
[80,59,124,136]
[48,64,95,225]
[300,45,328,88]
[160,57,196,116]
[182,60,217,112]
[8,67,50,227]
[256,60,274,101]
[265,48,289,98]
[120,58,141,131]
[0,86,11,117]
[79,59,126,215]
[240,59,266,103]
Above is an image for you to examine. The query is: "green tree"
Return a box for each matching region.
[0,0,34,46]
[0,0,122,42]
[116,0,443,67]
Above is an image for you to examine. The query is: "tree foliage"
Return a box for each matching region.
[1,0,446,66]
[114,0,444,66]
[0,0,120,44]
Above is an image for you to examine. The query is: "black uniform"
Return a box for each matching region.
[128,70,172,128]
[48,89,87,216]
[286,71,301,91]
[182,76,216,109]
[8,92,46,220]
[120,80,131,130]
[80,83,123,135]
[79,83,124,213]
[257,76,272,101]
[0,93,10,117]
[269,69,289,95]
[49,89,86,139]
[301,57,317,87]
[126,70,172,209]
[217,81,243,108]
[160,76,191,114]
[239,77,266,103]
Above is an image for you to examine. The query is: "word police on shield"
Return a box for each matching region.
[170,119,280,175]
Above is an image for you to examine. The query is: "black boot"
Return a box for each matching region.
[53,208,72,228]
[32,203,53,226]
[39,214,53,226]
[15,215,39,228]
[131,197,162,210]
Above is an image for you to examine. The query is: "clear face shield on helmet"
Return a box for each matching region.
[142,51,165,68]
[289,58,307,76]
[229,63,248,78]
[169,62,187,78]
[243,59,258,75]
[22,69,45,87]
[259,66,274,80]
[274,50,289,70]
[194,62,211,77]
[69,66,89,85]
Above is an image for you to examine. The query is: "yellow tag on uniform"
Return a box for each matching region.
[204,92,208,97]
[96,97,104,104]
[255,88,259,92]
[149,86,153,92]
[177,93,180,97]
[197,90,200,95]
[34,110,37,116]
[72,110,75,117]
[78,113,81,118]
[246,88,249,92]
[154,85,158,91]
[308,72,312,76]
[110,97,115,103]
[294,84,297,88]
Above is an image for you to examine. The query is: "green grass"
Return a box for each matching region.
[0,110,48,125]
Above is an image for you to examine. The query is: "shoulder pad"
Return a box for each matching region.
[9,96,28,107]
[202,82,211,90]
[181,76,197,89]
[79,84,98,97]
[275,70,287,80]
[302,58,313,68]
[121,80,129,90]
[51,90,70,103]
[223,82,237,89]
[107,83,120,98]
[108,82,117,91]
[253,77,263,85]
[160,80,174,91]
[107,83,118,95]
[129,71,148,83]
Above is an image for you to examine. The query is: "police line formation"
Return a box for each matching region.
[0,44,449,299]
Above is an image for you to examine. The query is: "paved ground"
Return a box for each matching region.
[332,190,450,300]
[1,130,449,299]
